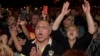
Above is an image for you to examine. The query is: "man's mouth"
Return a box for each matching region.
[37,33,43,38]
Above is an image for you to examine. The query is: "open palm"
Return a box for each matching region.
[82,0,90,13]
[61,1,70,15]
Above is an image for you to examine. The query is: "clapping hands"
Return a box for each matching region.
[30,47,42,56]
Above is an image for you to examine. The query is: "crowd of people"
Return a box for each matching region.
[0,0,100,56]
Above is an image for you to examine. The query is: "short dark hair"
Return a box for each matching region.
[17,32,27,39]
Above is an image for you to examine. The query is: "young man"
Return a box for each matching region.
[86,20,100,56]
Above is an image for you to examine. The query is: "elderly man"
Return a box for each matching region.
[30,20,64,56]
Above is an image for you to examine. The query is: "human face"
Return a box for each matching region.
[63,16,73,28]
[31,15,40,25]
[67,26,78,41]
[35,21,51,43]
[70,9,76,16]
[7,16,16,26]
[18,37,26,46]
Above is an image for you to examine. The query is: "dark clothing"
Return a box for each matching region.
[52,30,93,52]
[13,39,64,56]
[87,33,100,56]
[1,23,11,39]
[21,40,33,56]
[51,27,67,44]
[31,40,64,56]
[12,40,33,56]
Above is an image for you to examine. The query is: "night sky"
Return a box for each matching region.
[0,0,100,8]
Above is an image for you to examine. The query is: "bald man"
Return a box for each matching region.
[30,20,65,56]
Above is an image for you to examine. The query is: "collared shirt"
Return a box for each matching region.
[31,38,64,56]
[32,38,52,52]
[32,38,52,45]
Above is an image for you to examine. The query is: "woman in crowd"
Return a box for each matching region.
[52,0,95,52]
[9,21,33,56]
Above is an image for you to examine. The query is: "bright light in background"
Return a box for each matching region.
[24,7,26,9]
[35,7,38,10]
[20,8,23,10]
[7,8,8,10]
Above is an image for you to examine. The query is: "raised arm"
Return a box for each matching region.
[82,0,95,34]
[10,26,22,52]
[52,2,71,31]
[19,21,31,40]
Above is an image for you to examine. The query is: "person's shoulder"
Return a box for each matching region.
[52,40,64,47]
[25,39,35,46]
[52,40,65,55]
[80,32,93,38]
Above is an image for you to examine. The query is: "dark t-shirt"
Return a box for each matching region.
[13,39,64,56]
[31,40,65,56]
[11,40,33,56]
[21,40,33,56]
[52,30,93,51]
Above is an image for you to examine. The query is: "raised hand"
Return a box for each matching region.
[82,0,90,14]
[26,6,30,14]
[61,1,71,15]
[17,16,26,26]
[19,20,26,26]
[82,0,95,34]
[9,25,17,36]
[30,47,42,56]
[52,1,70,31]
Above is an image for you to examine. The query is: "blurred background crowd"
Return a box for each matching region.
[0,0,100,56]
